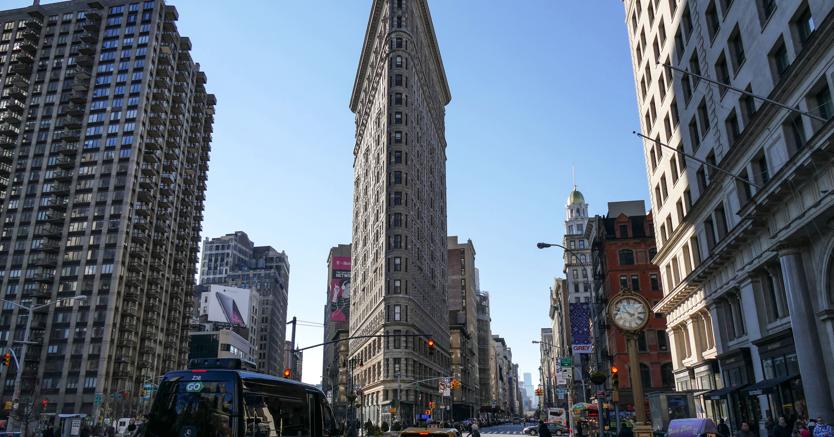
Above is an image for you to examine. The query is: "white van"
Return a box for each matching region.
[116,418,134,436]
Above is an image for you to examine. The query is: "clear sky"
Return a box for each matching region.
[12,0,649,388]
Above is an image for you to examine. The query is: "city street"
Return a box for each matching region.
[480,423,528,435]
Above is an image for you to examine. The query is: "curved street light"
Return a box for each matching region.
[3,295,87,433]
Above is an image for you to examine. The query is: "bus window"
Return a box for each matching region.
[315,394,340,437]
[243,392,310,437]
[145,378,236,437]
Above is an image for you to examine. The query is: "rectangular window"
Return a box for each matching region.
[769,37,790,82]
[715,52,730,97]
[697,99,710,137]
[725,109,740,146]
[631,275,640,291]
[619,275,628,290]
[705,1,719,41]
[657,331,669,351]
[728,26,746,72]
[650,273,660,290]
[792,4,815,51]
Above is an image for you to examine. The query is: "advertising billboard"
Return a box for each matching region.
[202,286,251,327]
[329,256,351,322]
[569,302,592,354]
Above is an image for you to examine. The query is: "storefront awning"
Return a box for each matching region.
[742,374,799,396]
[701,385,747,400]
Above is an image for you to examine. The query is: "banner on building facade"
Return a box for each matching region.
[202,286,251,327]
[329,256,351,322]
[569,302,592,354]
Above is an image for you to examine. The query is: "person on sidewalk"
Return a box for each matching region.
[718,419,731,437]
[814,418,832,437]
[538,420,552,437]
[735,421,755,437]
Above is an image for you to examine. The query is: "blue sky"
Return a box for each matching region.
[13,0,649,387]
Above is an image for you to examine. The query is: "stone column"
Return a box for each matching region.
[737,277,765,381]
[778,248,834,419]
[667,328,682,369]
[707,304,725,355]
[685,318,701,363]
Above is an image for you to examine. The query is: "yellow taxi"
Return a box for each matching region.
[400,427,462,437]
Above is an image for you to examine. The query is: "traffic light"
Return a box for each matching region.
[429,401,435,409]
[610,366,619,388]
[535,388,543,396]
[2,353,10,367]
[451,379,461,390]
[283,368,292,378]
[40,399,47,409]
[427,339,435,355]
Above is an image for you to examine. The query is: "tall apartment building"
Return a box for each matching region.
[587,201,672,410]
[349,0,452,425]
[447,236,479,420]
[0,0,213,420]
[562,187,592,402]
[624,0,834,428]
[475,290,494,415]
[322,243,351,421]
[199,231,289,376]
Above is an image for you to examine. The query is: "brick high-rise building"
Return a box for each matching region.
[0,0,214,420]
[588,201,672,410]
[348,0,452,425]
[447,236,479,420]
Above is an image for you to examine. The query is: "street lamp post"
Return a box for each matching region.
[3,295,87,434]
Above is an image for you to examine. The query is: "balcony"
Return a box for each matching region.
[54,143,79,156]
[41,240,60,252]
[17,40,37,55]
[11,52,34,65]
[59,130,81,142]
[24,20,42,33]
[121,321,138,333]
[5,85,27,101]
[19,29,38,43]
[54,170,73,181]
[131,230,149,245]
[0,111,23,126]
[0,149,13,163]
[76,55,94,67]
[0,123,20,136]
[31,255,57,268]
[55,156,75,169]
[4,99,25,114]
[80,32,98,45]
[81,19,100,33]
[78,45,96,56]
[127,257,145,273]
[0,136,15,150]
[33,271,55,283]
[63,116,82,130]
[65,103,85,117]
[69,90,88,104]
[47,197,68,210]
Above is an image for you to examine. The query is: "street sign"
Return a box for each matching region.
[94,393,103,406]
[560,357,573,367]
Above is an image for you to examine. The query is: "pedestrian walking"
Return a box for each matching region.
[800,424,812,437]
[777,417,794,437]
[718,419,731,437]
[814,418,832,437]
[617,423,634,437]
[538,420,552,437]
[468,422,481,437]
[735,421,755,437]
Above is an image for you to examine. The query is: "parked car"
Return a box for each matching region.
[524,423,570,436]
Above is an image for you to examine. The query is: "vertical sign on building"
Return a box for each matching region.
[569,303,592,353]
[329,257,351,322]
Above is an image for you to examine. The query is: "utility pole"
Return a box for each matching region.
[288,317,297,379]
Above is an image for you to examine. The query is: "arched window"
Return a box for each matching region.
[640,363,653,389]
[661,363,674,387]
[619,249,635,265]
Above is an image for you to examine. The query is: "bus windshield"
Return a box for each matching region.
[145,376,237,437]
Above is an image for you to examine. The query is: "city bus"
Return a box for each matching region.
[546,407,567,426]
[143,358,341,437]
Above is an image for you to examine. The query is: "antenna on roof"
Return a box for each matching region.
[572,165,576,189]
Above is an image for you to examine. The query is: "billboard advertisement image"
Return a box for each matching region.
[569,302,592,353]
[329,256,351,322]
[202,286,251,328]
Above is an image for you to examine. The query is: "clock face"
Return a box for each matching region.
[611,296,649,331]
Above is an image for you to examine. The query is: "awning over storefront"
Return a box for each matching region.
[702,385,747,400]
[742,374,799,396]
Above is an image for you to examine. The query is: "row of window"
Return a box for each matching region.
[618,272,661,292]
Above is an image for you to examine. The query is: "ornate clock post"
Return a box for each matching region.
[607,289,653,437]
